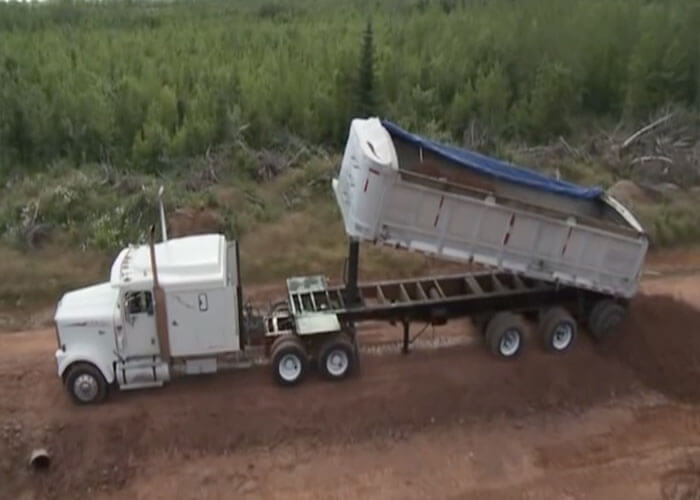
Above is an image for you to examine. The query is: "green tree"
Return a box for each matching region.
[473,63,511,135]
[524,61,578,140]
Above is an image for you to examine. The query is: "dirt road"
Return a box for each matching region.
[3,273,700,499]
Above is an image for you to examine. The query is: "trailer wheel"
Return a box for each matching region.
[318,333,355,381]
[64,362,107,405]
[538,307,577,353]
[271,335,308,386]
[588,300,627,341]
[485,312,526,358]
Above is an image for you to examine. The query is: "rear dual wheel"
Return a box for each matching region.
[588,299,626,341]
[484,309,578,358]
[271,335,309,386]
[485,312,526,358]
[270,332,355,386]
[318,333,355,381]
[538,307,577,353]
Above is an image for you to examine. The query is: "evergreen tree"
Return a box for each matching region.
[356,20,377,118]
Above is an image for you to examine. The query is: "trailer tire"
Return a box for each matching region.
[485,312,526,358]
[588,300,627,342]
[318,333,355,381]
[64,362,107,405]
[271,335,308,386]
[538,307,577,353]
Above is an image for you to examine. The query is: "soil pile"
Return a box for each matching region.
[609,294,700,401]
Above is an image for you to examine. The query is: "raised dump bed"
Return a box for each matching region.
[332,118,648,298]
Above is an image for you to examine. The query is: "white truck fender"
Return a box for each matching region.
[55,348,116,384]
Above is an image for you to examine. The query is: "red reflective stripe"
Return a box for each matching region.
[561,227,573,255]
[433,196,445,227]
[503,214,515,245]
[368,168,380,175]
[363,178,369,192]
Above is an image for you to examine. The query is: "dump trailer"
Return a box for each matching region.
[332,118,647,299]
[54,118,648,404]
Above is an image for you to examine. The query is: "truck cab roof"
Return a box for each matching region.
[110,233,227,291]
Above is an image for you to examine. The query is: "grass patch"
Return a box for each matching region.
[0,244,111,331]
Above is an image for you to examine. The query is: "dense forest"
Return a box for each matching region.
[0,0,697,173]
[0,0,698,324]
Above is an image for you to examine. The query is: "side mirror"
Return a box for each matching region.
[123,296,136,326]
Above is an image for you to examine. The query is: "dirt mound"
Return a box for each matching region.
[168,207,223,237]
[608,294,700,401]
[607,180,654,205]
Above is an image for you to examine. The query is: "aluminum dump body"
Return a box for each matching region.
[332,118,648,298]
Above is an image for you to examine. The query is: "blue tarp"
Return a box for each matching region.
[381,120,603,200]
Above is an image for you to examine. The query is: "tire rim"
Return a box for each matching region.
[552,323,573,350]
[499,329,521,357]
[325,349,349,377]
[73,373,98,402]
[278,353,302,382]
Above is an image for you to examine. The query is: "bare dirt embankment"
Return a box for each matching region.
[3,268,700,498]
[610,294,700,402]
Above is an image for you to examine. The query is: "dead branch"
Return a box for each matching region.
[244,191,265,208]
[558,136,589,161]
[621,113,674,150]
[31,198,40,227]
[558,136,576,157]
[631,156,674,166]
[284,146,309,170]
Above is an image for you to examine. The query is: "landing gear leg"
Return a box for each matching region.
[345,239,360,307]
[402,320,410,355]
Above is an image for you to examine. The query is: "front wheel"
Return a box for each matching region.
[64,362,107,405]
[318,334,355,381]
[270,335,309,386]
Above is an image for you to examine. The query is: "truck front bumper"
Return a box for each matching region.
[55,348,67,377]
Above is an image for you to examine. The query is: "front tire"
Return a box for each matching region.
[64,362,107,405]
[271,335,308,386]
[318,334,355,381]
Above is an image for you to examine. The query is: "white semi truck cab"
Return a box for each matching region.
[55,233,247,402]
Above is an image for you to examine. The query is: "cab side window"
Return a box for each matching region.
[126,291,153,315]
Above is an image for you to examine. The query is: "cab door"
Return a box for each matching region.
[121,290,160,358]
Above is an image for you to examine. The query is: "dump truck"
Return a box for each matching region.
[54,118,648,404]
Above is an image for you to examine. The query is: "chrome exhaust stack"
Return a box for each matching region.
[149,224,171,362]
